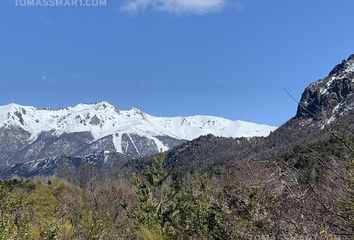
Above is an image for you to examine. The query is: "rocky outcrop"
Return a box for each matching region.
[296,54,354,120]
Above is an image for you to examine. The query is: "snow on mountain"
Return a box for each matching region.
[313,55,354,95]
[0,102,276,158]
[296,54,354,124]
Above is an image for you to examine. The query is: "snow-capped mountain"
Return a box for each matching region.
[2,54,354,179]
[0,102,276,166]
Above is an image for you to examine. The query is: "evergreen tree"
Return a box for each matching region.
[124,152,228,240]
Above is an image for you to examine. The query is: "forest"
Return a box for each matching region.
[1,133,353,239]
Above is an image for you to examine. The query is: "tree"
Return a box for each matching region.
[123,152,228,240]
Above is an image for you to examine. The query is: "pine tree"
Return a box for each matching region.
[124,152,228,240]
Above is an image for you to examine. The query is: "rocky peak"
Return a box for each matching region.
[296,54,354,121]
[329,54,354,76]
[125,107,147,119]
[92,101,115,111]
[347,54,354,62]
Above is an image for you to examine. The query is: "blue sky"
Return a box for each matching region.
[1,0,354,126]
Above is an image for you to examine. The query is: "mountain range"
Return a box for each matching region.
[0,102,275,168]
[1,54,353,181]
[1,54,353,238]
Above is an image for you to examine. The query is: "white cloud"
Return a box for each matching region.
[40,74,55,83]
[120,0,228,15]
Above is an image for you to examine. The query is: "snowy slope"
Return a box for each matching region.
[0,102,276,155]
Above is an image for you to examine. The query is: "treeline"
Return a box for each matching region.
[1,136,353,240]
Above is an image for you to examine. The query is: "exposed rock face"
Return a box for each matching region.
[0,127,31,166]
[296,54,354,121]
[15,131,94,163]
[121,133,158,156]
[89,115,101,126]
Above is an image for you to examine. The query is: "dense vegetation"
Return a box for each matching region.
[0,154,231,240]
[0,135,353,239]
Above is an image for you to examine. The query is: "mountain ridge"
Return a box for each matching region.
[2,54,353,178]
[0,102,276,166]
